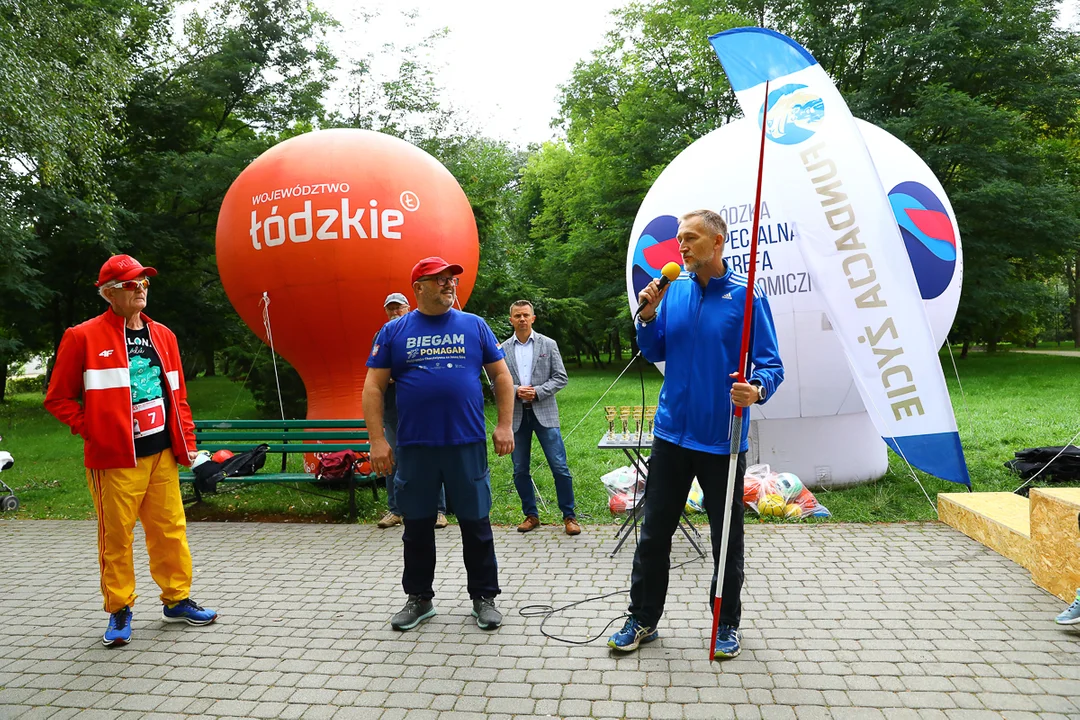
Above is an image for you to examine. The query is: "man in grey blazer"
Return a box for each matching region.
[500,301,580,536]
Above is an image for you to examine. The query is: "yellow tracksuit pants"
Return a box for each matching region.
[85,449,192,613]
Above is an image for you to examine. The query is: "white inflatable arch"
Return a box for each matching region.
[626,119,963,488]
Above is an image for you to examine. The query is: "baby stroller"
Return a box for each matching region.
[0,435,17,511]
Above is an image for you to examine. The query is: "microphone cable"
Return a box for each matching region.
[518,333,707,645]
[631,343,647,548]
[517,556,704,644]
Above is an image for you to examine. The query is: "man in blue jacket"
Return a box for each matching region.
[609,209,783,660]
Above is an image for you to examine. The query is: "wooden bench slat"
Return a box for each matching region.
[179,473,377,483]
[194,419,368,429]
[195,431,370,442]
[196,443,370,454]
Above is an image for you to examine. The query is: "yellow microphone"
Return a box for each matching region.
[636,262,682,317]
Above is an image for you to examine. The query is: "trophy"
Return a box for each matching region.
[632,406,644,441]
[646,405,658,441]
[619,407,631,442]
[604,406,617,440]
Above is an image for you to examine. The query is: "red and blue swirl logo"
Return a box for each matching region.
[887,181,956,300]
[631,215,683,297]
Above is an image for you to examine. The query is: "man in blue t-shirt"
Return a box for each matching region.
[363,256,515,632]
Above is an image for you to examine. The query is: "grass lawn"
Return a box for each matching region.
[1,351,1077,526]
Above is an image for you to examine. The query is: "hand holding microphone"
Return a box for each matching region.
[636,262,682,320]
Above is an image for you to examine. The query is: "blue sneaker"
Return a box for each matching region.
[1056,592,1080,625]
[162,598,218,626]
[608,616,658,652]
[103,606,132,647]
[713,624,741,659]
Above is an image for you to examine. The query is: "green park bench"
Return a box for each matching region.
[177,419,379,521]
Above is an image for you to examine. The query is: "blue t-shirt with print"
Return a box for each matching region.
[367,308,504,447]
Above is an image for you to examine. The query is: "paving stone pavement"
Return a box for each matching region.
[0,519,1077,719]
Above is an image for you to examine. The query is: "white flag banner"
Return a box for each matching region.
[710,28,969,486]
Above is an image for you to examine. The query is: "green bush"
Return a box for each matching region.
[6,375,45,394]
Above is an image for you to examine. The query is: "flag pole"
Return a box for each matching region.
[709,79,769,659]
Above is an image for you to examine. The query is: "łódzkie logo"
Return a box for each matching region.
[631,215,683,297]
[888,181,957,300]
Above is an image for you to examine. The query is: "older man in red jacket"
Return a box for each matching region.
[45,255,217,647]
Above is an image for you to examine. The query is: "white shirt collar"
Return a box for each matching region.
[513,331,535,346]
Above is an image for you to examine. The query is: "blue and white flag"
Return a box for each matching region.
[709,28,970,486]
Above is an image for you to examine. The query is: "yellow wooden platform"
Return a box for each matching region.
[939,488,1080,602]
[1030,488,1080,602]
[938,492,1032,570]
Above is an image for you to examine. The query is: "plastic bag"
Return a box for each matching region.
[685,478,704,513]
[602,464,646,514]
[744,463,830,520]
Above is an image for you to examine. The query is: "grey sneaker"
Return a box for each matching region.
[377,512,403,529]
[472,597,502,630]
[390,595,435,631]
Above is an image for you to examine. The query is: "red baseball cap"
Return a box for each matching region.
[96,255,158,287]
[410,256,464,285]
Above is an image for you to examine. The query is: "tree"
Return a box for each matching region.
[109,0,338,372]
[423,134,530,337]
[0,0,162,397]
[335,10,456,144]
[522,0,1080,355]
[330,14,534,338]
[0,0,154,188]
[517,1,754,364]
[771,0,1080,348]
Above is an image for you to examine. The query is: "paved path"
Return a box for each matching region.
[1012,350,1080,357]
[0,520,1077,719]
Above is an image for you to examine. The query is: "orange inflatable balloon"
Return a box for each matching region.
[216,129,479,433]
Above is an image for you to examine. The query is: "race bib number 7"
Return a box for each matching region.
[132,397,166,439]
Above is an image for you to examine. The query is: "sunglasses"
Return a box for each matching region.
[110,278,150,291]
[420,276,459,287]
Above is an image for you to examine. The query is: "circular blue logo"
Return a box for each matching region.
[757,84,825,145]
[631,215,683,298]
[887,181,957,300]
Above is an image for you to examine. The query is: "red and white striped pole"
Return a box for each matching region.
[709,80,770,659]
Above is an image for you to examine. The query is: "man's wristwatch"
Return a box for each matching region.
[751,380,766,403]
[636,314,656,327]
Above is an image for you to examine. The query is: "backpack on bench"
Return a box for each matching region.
[315,449,359,487]
[192,444,269,495]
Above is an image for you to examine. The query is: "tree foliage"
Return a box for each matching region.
[3,0,1079,409]
[771,0,1080,348]
[517,0,1080,359]
[516,1,761,365]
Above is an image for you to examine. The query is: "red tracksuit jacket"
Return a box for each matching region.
[45,309,197,470]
